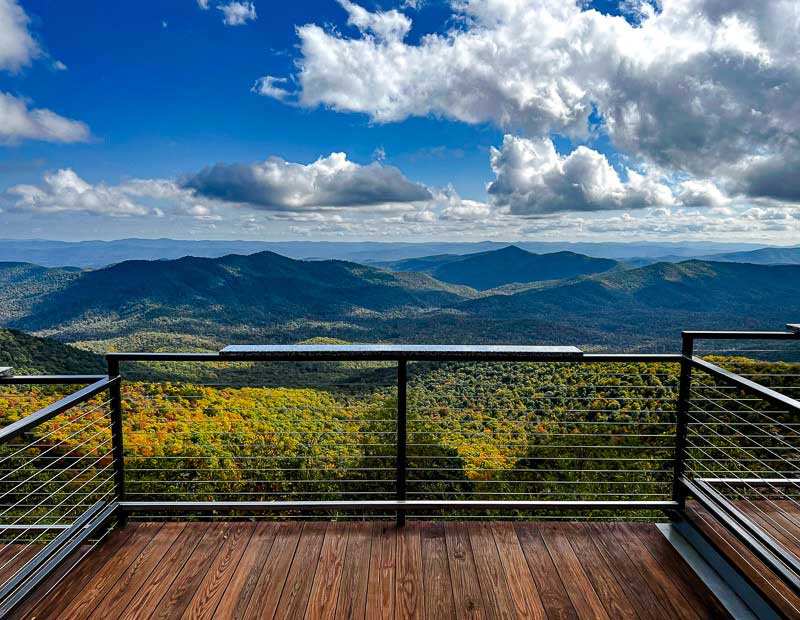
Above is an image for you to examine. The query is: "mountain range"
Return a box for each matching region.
[379,246,620,290]
[0,246,797,353]
[0,238,778,268]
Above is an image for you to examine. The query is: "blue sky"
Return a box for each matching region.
[0,1,798,242]
[1,1,502,195]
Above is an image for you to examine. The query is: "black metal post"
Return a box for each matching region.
[672,333,693,509]
[107,357,126,527]
[396,359,407,527]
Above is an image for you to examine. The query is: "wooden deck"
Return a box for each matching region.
[688,500,800,619]
[11,520,731,620]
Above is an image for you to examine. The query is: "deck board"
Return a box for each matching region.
[11,520,731,620]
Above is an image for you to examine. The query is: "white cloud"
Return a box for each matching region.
[268,1,800,203]
[338,0,411,42]
[676,179,729,207]
[251,76,291,101]
[181,152,433,210]
[0,2,91,145]
[8,169,152,217]
[487,135,675,215]
[0,92,90,145]
[0,0,38,72]
[197,0,210,8]
[436,186,493,221]
[218,1,256,26]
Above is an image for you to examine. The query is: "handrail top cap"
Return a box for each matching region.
[220,344,583,359]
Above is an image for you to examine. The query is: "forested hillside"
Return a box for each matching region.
[382,246,620,289]
[0,252,797,353]
[0,329,105,374]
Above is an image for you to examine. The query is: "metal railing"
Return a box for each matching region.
[679,328,800,605]
[0,374,120,616]
[1,330,799,614]
[105,346,682,525]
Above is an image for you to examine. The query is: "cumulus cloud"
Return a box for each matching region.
[181,152,433,210]
[729,153,800,203]
[338,0,411,42]
[0,3,91,145]
[0,0,38,71]
[4,171,227,220]
[487,135,675,215]
[0,92,90,145]
[218,1,256,26]
[436,186,493,221]
[266,0,800,203]
[8,169,152,217]
[676,179,729,207]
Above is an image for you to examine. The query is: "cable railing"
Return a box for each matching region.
[0,374,119,616]
[1,330,800,615]
[105,347,683,525]
[680,328,800,608]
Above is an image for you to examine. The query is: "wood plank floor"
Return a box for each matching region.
[688,500,800,619]
[11,521,730,620]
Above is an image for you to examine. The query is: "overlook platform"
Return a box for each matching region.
[10,520,730,620]
[3,330,800,618]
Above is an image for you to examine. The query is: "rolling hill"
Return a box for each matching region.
[381,245,621,290]
[0,328,105,374]
[0,251,797,353]
[0,251,478,346]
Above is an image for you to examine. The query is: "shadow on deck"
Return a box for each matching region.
[9,520,731,620]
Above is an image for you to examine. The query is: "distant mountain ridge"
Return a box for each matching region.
[0,250,798,352]
[381,246,621,290]
[0,251,477,345]
[700,247,800,265]
[0,238,773,268]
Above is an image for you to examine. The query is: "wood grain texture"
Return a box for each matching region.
[685,503,800,619]
[443,522,484,620]
[274,522,327,620]
[420,522,455,620]
[629,523,731,620]
[16,525,140,620]
[306,522,348,620]
[180,522,255,620]
[396,523,424,620]
[562,523,639,620]
[212,522,279,620]
[365,522,396,620]
[539,523,611,620]
[242,521,303,620]
[515,523,577,620]
[491,522,546,620]
[13,519,739,620]
[335,521,372,620]
[606,523,701,620]
[585,522,671,620]
[91,523,186,620]
[151,522,229,620]
[468,521,516,620]
[117,522,209,620]
[59,523,163,620]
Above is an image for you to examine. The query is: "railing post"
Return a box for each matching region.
[672,333,694,509]
[107,357,126,527]
[396,359,407,527]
